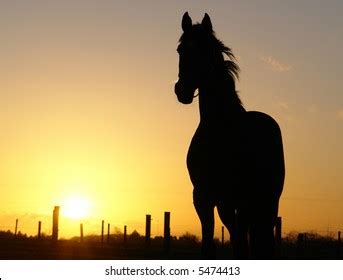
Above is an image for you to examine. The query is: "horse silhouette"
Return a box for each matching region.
[174,12,285,259]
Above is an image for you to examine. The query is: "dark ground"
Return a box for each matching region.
[0,232,341,260]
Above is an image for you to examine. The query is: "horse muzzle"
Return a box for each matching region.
[174,80,195,104]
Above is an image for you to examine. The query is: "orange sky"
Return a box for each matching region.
[0,1,342,239]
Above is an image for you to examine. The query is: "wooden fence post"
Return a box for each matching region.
[101,220,104,243]
[80,223,84,243]
[107,223,110,243]
[38,221,42,240]
[296,233,305,259]
[337,231,341,258]
[123,225,127,245]
[145,214,151,247]
[14,219,18,236]
[275,217,282,258]
[164,212,171,253]
[52,206,60,242]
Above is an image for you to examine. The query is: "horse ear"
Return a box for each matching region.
[201,13,212,32]
[182,12,192,32]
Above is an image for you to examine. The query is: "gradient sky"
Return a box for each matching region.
[0,0,342,239]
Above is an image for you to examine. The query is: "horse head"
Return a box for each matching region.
[174,12,216,104]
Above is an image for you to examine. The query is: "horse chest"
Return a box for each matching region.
[187,125,249,181]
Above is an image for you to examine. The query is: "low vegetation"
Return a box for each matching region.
[0,230,341,259]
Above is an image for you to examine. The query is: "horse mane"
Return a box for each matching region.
[179,24,243,106]
[217,40,240,80]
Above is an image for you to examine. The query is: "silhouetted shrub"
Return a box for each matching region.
[178,232,199,244]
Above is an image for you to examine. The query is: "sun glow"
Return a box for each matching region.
[62,196,92,220]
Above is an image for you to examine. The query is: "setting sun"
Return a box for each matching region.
[62,196,92,220]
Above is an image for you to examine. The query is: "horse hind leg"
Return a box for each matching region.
[249,218,275,259]
[217,202,249,259]
[193,190,216,259]
[249,201,278,259]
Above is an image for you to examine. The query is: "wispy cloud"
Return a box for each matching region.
[260,55,292,72]
[277,101,289,110]
[337,109,343,121]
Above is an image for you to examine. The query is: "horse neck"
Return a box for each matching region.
[198,75,245,125]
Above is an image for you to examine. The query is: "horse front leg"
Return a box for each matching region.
[193,190,216,259]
